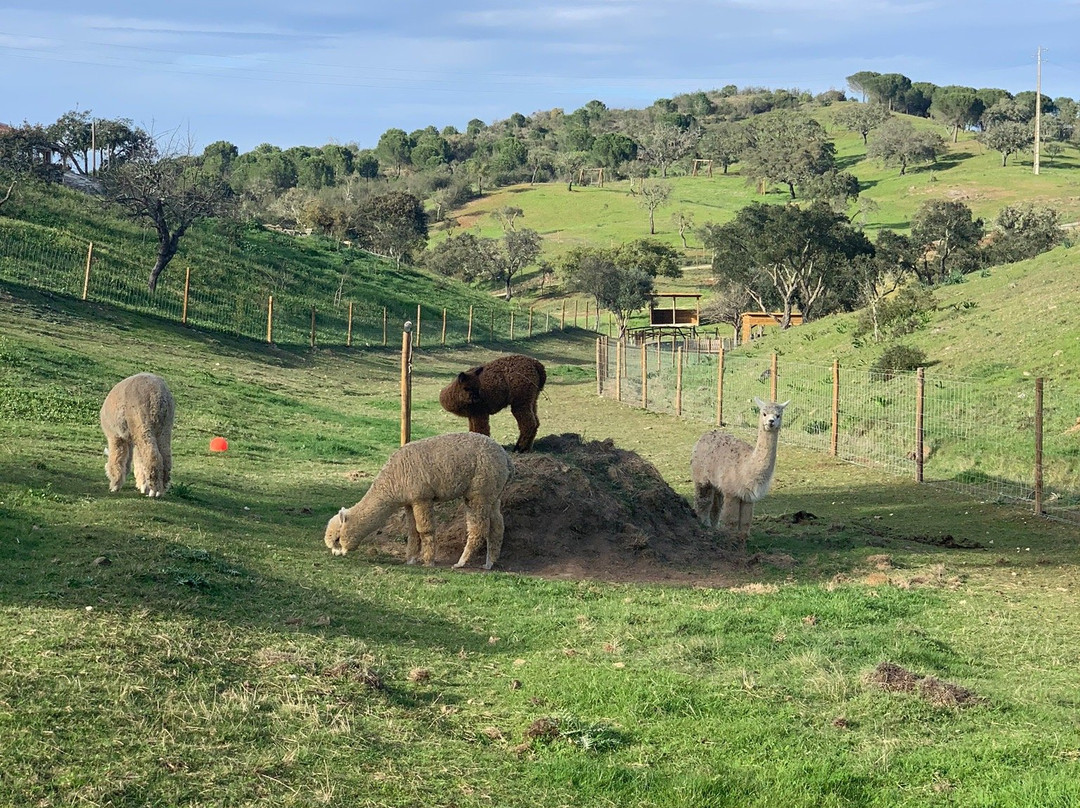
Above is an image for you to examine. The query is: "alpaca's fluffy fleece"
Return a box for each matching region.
[439,354,546,452]
[324,432,514,569]
[690,398,789,546]
[99,373,175,498]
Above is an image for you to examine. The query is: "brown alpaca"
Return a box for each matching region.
[99,373,175,497]
[439,354,546,452]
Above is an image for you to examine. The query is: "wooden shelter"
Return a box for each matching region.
[740,311,803,344]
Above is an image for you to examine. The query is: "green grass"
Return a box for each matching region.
[3,285,1080,807]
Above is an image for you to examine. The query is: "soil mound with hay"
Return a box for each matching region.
[370,433,738,585]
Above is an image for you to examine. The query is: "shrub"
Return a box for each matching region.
[871,344,927,381]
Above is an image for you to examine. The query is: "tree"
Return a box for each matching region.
[979,122,1031,166]
[911,200,984,283]
[491,205,524,232]
[590,132,638,170]
[353,191,428,264]
[490,228,542,300]
[671,209,694,248]
[929,86,984,142]
[558,248,654,339]
[698,122,748,174]
[638,122,700,178]
[985,203,1063,265]
[375,128,412,177]
[742,113,836,198]
[862,73,913,111]
[423,232,497,283]
[0,123,61,208]
[638,180,671,234]
[102,138,233,292]
[846,71,882,102]
[703,202,873,325]
[866,118,944,175]
[834,103,891,145]
[852,230,918,342]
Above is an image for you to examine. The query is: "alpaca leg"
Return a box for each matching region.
[510,402,538,452]
[467,414,491,437]
[404,508,421,564]
[484,507,505,570]
[693,482,716,527]
[454,503,487,569]
[411,502,438,566]
[105,436,132,492]
[718,495,742,537]
[737,501,755,544]
[160,422,173,492]
[710,490,722,527]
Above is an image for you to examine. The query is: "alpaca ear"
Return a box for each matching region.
[457,372,469,383]
[779,400,790,409]
[753,396,766,409]
[338,506,348,523]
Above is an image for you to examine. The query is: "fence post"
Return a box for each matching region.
[574,299,578,328]
[266,295,274,344]
[382,307,387,347]
[915,367,925,483]
[347,301,353,347]
[716,348,725,426]
[400,321,413,446]
[831,359,840,456]
[770,352,778,401]
[441,308,447,346]
[528,306,534,338]
[585,301,591,330]
[510,311,515,341]
[641,342,648,409]
[615,340,623,402]
[181,267,190,325]
[468,305,473,344]
[560,300,566,329]
[310,306,317,348]
[81,241,94,301]
[1035,377,1044,515]
[675,346,683,416]
[415,305,421,347]
[490,309,494,342]
[595,337,603,395]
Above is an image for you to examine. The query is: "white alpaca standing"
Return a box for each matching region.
[99,373,175,497]
[324,432,513,570]
[690,397,789,546]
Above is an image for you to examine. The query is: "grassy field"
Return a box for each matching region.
[3,284,1080,807]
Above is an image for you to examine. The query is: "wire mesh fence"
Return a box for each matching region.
[0,223,589,348]
[599,337,1080,525]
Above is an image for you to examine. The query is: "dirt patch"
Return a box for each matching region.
[368,433,739,586]
[866,662,983,707]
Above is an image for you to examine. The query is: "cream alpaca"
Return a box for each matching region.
[690,397,789,547]
[99,373,175,497]
[324,432,513,569]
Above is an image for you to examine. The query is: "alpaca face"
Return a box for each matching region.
[324,508,350,556]
[753,397,790,432]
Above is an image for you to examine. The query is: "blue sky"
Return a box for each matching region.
[2,1,1078,154]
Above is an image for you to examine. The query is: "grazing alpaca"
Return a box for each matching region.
[690,397,790,547]
[439,354,546,452]
[99,373,175,497]
[324,432,513,569]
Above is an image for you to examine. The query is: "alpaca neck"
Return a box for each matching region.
[343,483,401,544]
[750,428,780,474]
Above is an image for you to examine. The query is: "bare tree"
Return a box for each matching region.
[638,181,671,235]
[103,134,233,292]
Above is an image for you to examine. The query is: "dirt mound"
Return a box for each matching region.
[866,662,983,707]
[370,433,739,585]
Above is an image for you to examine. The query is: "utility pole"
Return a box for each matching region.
[1034,46,1044,175]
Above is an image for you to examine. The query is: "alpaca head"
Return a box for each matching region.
[439,366,485,416]
[753,397,790,432]
[324,506,353,556]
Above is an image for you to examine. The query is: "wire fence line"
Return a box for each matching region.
[598,338,1080,525]
[0,224,610,348]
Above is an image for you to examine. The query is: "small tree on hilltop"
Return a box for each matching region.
[911,200,984,283]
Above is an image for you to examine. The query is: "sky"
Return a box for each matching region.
[2,1,1079,155]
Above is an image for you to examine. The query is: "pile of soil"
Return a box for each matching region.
[867,662,983,707]
[370,433,740,585]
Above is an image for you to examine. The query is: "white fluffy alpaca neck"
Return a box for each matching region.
[342,479,401,543]
[742,427,780,502]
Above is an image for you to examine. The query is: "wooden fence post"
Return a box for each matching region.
[181,267,190,325]
[595,338,603,395]
[415,305,421,347]
[585,301,590,330]
[266,295,274,344]
[510,311,515,341]
[716,348,725,426]
[831,359,840,456]
[441,308,447,346]
[641,341,648,409]
[675,346,683,416]
[528,306,533,337]
[346,301,354,347]
[770,352,778,401]
[468,305,473,344]
[574,299,578,328]
[915,367,925,483]
[310,305,316,348]
[81,241,94,301]
[615,340,623,402]
[1035,377,1044,515]
[560,300,566,329]
[382,307,387,347]
[400,321,413,446]
[490,309,494,342]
